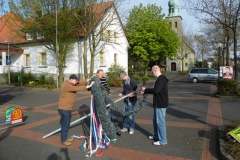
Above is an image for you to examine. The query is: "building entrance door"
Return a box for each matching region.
[171,62,176,71]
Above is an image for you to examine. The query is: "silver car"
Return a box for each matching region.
[188,68,221,83]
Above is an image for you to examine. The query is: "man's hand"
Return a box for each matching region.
[140,87,146,94]
[87,81,95,89]
[128,93,133,97]
[118,93,122,97]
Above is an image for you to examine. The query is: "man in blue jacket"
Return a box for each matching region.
[141,65,168,145]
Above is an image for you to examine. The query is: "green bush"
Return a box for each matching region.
[217,79,239,96]
[131,74,142,84]
[178,70,188,75]
[48,76,55,85]
[23,72,35,84]
[141,76,149,81]
[107,64,125,87]
[39,74,47,84]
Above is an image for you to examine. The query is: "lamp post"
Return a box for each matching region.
[217,43,223,79]
[56,2,59,89]
[4,41,10,85]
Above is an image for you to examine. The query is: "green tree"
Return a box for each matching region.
[9,0,80,86]
[194,59,208,68]
[125,4,180,76]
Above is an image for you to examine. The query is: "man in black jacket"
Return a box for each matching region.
[141,65,168,145]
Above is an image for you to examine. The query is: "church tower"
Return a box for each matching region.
[165,0,195,73]
[165,0,183,37]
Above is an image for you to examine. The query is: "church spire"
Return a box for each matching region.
[168,0,180,17]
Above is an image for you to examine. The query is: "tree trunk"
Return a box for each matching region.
[58,65,63,85]
[89,33,95,77]
[144,61,149,77]
[226,37,230,66]
[83,37,88,79]
[233,31,238,80]
[181,58,184,72]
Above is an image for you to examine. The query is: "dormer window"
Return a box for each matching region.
[37,31,44,39]
[26,32,33,40]
[25,31,44,40]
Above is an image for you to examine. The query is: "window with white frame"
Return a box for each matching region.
[100,51,106,66]
[101,29,114,42]
[114,32,118,43]
[114,53,118,64]
[38,52,47,66]
[23,53,31,67]
[185,63,188,67]
[107,30,112,41]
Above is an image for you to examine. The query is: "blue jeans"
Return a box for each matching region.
[122,100,136,130]
[153,108,167,144]
[58,109,71,142]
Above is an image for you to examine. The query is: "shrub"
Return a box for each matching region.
[48,76,55,85]
[131,74,142,84]
[217,79,239,96]
[39,74,47,84]
[178,70,188,75]
[107,64,125,87]
[141,76,149,81]
[107,64,125,82]
[112,78,122,87]
[23,72,35,84]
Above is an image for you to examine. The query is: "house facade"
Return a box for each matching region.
[0,2,129,83]
[165,0,195,72]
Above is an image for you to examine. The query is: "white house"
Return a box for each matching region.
[0,2,129,83]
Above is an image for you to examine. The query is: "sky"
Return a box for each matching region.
[123,0,200,34]
[1,0,199,34]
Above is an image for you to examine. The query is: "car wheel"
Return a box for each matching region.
[192,78,198,83]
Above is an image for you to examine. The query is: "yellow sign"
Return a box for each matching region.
[229,126,240,143]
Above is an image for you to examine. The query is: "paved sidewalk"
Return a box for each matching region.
[0,75,239,160]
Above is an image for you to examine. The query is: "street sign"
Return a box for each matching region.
[7,59,11,64]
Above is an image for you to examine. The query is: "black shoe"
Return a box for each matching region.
[116,131,121,136]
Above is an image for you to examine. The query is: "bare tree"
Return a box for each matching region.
[72,0,127,78]
[183,0,240,79]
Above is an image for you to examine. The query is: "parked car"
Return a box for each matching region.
[188,68,222,83]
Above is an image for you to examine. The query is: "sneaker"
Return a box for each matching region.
[62,141,72,146]
[116,131,121,136]
[129,130,134,134]
[110,139,117,142]
[121,128,128,132]
[153,141,167,146]
[67,137,73,142]
[149,136,158,140]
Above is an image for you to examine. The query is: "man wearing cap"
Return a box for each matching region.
[58,74,94,146]
[118,71,137,135]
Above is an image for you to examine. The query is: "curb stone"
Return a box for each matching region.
[218,126,235,160]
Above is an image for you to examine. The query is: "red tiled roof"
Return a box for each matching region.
[77,2,113,36]
[0,12,25,44]
[0,2,114,44]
